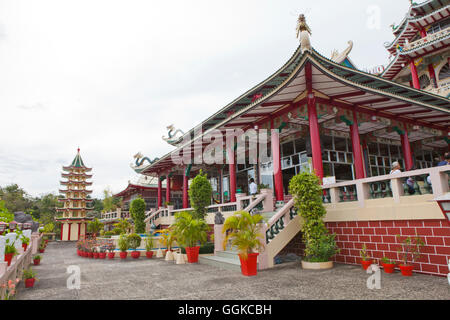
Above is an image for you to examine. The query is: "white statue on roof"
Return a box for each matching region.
[331,40,354,64]
[296,14,312,52]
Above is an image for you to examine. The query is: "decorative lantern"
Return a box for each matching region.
[435,194,450,226]
[23,222,32,230]
[8,221,17,231]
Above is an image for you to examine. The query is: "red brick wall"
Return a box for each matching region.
[326,219,450,276]
[278,231,305,257]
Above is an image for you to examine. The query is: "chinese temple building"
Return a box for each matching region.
[382,0,450,98]
[130,9,449,276]
[56,148,93,241]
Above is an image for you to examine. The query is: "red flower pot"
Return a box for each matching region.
[25,278,36,288]
[108,252,116,259]
[22,243,28,251]
[88,252,93,258]
[119,252,127,259]
[4,253,13,266]
[81,251,86,257]
[399,264,414,276]
[39,249,45,253]
[185,246,200,263]
[361,260,373,270]
[131,251,140,259]
[33,259,41,266]
[99,252,107,259]
[93,252,99,259]
[145,251,154,259]
[45,240,49,245]
[238,253,259,276]
[382,263,396,274]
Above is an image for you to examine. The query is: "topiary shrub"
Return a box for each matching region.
[130,198,146,234]
[289,171,339,263]
[127,233,142,251]
[188,171,213,220]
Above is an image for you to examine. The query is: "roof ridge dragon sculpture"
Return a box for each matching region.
[162,124,185,146]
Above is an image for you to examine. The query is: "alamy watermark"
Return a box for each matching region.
[67,265,81,290]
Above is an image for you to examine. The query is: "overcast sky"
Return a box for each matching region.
[0,0,412,198]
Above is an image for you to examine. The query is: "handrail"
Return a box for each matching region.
[266,199,294,227]
[243,194,266,212]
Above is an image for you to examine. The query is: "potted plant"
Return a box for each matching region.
[289,172,339,270]
[118,234,128,259]
[93,247,99,259]
[33,255,42,266]
[257,183,271,194]
[39,241,46,253]
[99,245,107,259]
[222,211,264,276]
[21,234,30,251]
[360,244,374,270]
[172,211,210,263]
[396,234,424,276]
[144,233,154,258]
[4,239,18,266]
[128,233,142,259]
[23,267,37,288]
[381,256,396,274]
[107,241,116,259]
[1,279,20,300]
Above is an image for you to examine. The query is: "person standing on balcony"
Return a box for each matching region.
[249,178,258,196]
[390,161,401,174]
[437,153,450,166]
[391,161,415,194]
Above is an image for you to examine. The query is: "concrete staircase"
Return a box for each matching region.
[199,250,242,272]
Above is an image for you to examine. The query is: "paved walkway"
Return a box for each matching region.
[16,242,450,300]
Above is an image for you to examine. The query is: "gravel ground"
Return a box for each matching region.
[15,241,450,300]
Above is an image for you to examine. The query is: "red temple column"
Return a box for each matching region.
[428,64,437,88]
[227,143,236,203]
[271,124,284,201]
[68,223,71,241]
[401,129,414,171]
[166,173,171,204]
[157,176,162,208]
[350,110,365,179]
[61,223,64,241]
[307,95,324,180]
[77,223,81,240]
[410,60,420,89]
[183,169,189,209]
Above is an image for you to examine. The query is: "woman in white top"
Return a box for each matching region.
[390,161,401,174]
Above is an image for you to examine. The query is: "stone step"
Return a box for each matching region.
[216,250,240,260]
[199,255,242,272]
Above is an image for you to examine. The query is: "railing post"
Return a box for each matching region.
[391,177,404,202]
[329,187,339,203]
[258,224,270,270]
[235,193,245,211]
[214,224,224,254]
[429,167,449,196]
[356,181,370,207]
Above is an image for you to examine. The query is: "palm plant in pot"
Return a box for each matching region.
[4,239,18,267]
[289,172,339,269]
[33,255,42,266]
[21,234,30,251]
[23,267,38,288]
[128,233,142,259]
[360,244,374,270]
[396,234,424,276]
[172,211,210,263]
[107,241,116,259]
[118,234,128,259]
[381,256,396,274]
[159,228,177,261]
[222,211,264,276]
[144,233,154,258]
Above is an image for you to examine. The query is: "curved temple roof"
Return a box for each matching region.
[135,44,450,176]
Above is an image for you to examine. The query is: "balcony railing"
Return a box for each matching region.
[403,26,450,51]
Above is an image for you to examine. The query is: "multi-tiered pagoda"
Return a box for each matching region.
[56,148,93,241]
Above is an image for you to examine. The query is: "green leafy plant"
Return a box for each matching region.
[130,198,146,234]
[33,255,42,261]
[22,267,36,280]
[5,239,18,256]
[188,171,213,220]
[289,171,339,262]
[360,244,371,261]
[144,233,154,251]
[381,256,395,264]
[127,233,142,251]
[158,228,177,251]
[222,210,264,259]
[43,223,54,233]
[396,234,424,266]
[172,211,210,248]
[113,219,131,235]
[257,184,270,193]
[21,234,30,245]
[118,234,128,252]
[88,218,103,235]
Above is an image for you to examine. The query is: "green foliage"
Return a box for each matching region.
[43,223,54,233]
[0,200,14,223]
[360,244,371,261]
[396,234,425,266]
[222,211,264,259]
[144,233,154,251]
[127,233,142,251]
[130,197,146,234]
[113,218,131,235]
[381,256,394,264]
[88,218,103,234]
[289,172,339,262]
[101,188,121,213]
[22,267,36,280]
[5,239,18,255]
[0,184,33,213]
[118,234,128,252]
[172,211,210,248]
[257,184,270,193]
[188,171,213,220]
[20,234,30,245]
[158,228,177,250]
[33,255,42,260]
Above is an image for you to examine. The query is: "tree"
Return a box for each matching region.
[0,200,14,223]
[188,171,212,219]
[0,184,33,213]
[130,197,146,234]
[101,188,122,213]
[88,218,103,235]
[172,211,210,248]
[113,218,132,235]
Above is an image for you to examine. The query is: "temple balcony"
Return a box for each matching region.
[403,26,450,52]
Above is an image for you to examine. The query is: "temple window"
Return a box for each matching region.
[419,74,431,89]
[438,63,449,81]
